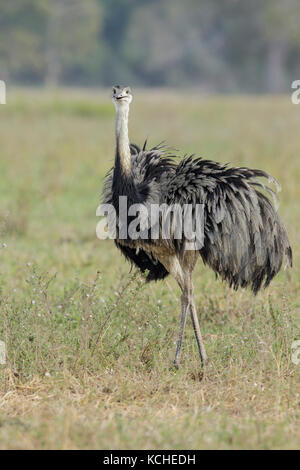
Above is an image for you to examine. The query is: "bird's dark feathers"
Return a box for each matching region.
[115,241,169,282]
[165,155,292,293]
[102,141,174,282]
[102,141,292,292]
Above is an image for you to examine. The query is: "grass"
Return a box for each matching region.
[0,89,299,449]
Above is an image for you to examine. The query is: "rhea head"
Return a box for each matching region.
[112,85,133,109]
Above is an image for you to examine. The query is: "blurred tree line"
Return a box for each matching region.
[0,0,300,92]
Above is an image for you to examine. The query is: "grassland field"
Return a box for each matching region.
[0,89,299,449]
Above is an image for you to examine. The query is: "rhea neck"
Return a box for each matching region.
[114,102,131,176]
[112,100,139,208]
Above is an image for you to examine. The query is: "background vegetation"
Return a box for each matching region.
[0,89,299,449]
[1,0,300,91]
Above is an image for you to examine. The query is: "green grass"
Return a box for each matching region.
[0,89,299,449]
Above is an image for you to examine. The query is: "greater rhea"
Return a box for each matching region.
[102,85,292,368]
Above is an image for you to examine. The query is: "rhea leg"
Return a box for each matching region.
[173,274,207,368]
[189,283,207,366]
[159,255,189,368]
[159,254,206,368]
[173,290,188,368]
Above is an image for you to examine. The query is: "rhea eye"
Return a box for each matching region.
[126,90,129,94]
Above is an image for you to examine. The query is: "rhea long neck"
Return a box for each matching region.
[112,102,139,208]
[114,103,131,176]
[112,103,138,209]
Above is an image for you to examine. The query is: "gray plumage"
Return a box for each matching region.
[103,144,292,294]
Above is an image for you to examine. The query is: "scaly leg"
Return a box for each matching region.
[173,292,189,368]
[186,274,207,366]
[190,297,207,367]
